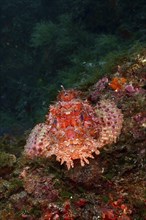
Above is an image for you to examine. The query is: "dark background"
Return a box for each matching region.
[1,0,146,133]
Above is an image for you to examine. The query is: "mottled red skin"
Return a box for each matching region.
[24,89,123,169]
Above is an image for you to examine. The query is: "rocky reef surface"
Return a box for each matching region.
[0,51,146,220]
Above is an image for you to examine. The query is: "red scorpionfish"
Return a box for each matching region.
[24,89,123,169]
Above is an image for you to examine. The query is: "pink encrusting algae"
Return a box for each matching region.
[24,89,123,169]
